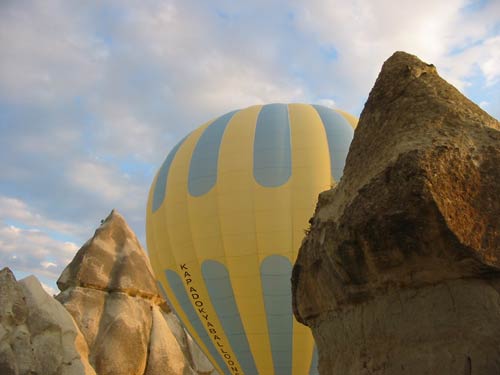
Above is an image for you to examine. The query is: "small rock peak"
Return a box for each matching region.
[101,208,121,225]
[383,51,437,75]
[0,267,27,325]
[385,51,435,69]
[99,208,116,225]
[96,209,133,237]
[0,266,16,283]
[363,51,498,130]
[57,210,161,301]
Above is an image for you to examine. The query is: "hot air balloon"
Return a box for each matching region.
[146,103,356,375]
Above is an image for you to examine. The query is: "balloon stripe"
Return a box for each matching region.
[189,110,238,196]
[254,103,292,187]
[216,105,276,374]
[261,255,293,375]
[152,136,188,212]
[167,122,246,373]
[202,260,259,375]
[165,270,231,375]
[288,104,324,375]
[312,105,355,182]
[334,109,358,129]
[309,346,319,375]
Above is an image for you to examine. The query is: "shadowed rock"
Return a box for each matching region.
[0,267,95,375]
[292,52,500,375]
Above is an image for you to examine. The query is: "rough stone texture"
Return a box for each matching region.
[145,306,196,375]
[57,209,161,302]
[292,52,500,374]
[57,210,215,375]
[0,268,96,375]
[0,268,32,375]
[164,312,215,374]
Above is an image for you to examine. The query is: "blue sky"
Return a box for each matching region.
[1,0,499,293]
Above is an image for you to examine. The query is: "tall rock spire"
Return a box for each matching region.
[292,52,500,375]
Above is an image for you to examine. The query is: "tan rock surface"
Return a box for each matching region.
[145,306,196,375]
[0,268,33,375]
[57,210,215,375]
[164,312,215,374]
[0,268,96,375]
[292,52,500,374]
[57,209,161,301]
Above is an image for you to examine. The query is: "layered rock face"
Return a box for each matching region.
[56,210,215,375]
[292,52,500,374]
[0,268,95,375]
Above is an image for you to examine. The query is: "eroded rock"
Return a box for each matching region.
[145,306,196,375]
[57,209,161,301]
[0,268,95,375]
[56,210,212,375]
[292,52,500,374]
[164,312,215,374]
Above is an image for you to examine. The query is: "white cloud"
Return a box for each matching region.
[67,160,129,202]
[189,54,306,113]
[0,222,78,279]
[0,0,308,166]
[316,99,337,108]
[0,0,107,104]
[107,0,307,114]
[0,196,84,283]
[480,36,500,86]
[291,0,500,108]
[0,196,82,237]
[65,158,146,213]
[41,261,58,269]
[89,110,160,161]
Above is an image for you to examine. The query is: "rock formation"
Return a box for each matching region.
[0,267,95,375]
[163,312,216,374]
[56,209,216,375]
[292,52,500,374]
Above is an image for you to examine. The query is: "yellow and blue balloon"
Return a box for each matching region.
[146,103,356,375]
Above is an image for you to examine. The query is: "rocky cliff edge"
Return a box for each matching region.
[292,52,500,375]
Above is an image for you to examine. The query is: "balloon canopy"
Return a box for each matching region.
[146,103,356,375]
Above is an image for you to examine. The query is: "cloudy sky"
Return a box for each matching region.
[1,0,499,293]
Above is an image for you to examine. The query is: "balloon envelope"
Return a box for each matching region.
[146,103,356,375]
